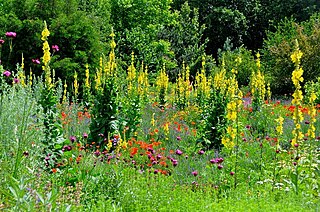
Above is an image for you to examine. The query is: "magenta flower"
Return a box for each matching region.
[83,133,88,139]
[13,78,20,84]
[69,136,76,143]
[32,59,40,65]
[198,150,205,155]
[230,171,235,176]
[3,70,11,77]
[192,171,198,177]
[210,158,217,164]
[0,39,4,45]
[176,136,181,141]
[52,45,59,52]
[5,32,16,38]
[172,159,178,167]
[175,149,183,155]
[217,164,223,170]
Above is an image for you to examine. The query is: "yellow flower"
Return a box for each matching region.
[292,68,304,87]
[290,49,303,64]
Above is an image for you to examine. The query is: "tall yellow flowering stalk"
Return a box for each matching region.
[222,62,243,149]
[73,71,79,101]
[291,41,304,147]
[195,56,211,107]
[250,52,266,110]
[156,65,169,105]
[175,63,191,109]
[127,52,137,94]
[307,84,317,139]
[137,63,149,101]
[41,21,52,88]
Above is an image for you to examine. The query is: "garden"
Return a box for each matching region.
[0,0,320,211]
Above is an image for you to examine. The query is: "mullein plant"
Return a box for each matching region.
[123,52,144,139]
[175,63,192,110]
[156,65,169,107]
[290,40,304,194]
[250,52,266,111]
[88,29,123,152]
[273,115,284,190]
[221,57,243,188]
[39,21,65,170]
[199,58,228,150]
[82,64,92,107]
[194,56,210,108]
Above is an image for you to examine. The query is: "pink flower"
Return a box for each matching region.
[13,78,20,84]
[83,133,88,139]
[3,70,11,77]
[32,59,40,64]
[5,32,16,38]
[175,149,183,155]
[0,39,4,45]
[198,150,205,155]
[192,171,198,177]
[52,45,59,52]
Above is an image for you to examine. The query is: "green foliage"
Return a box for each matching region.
[159,2,211,77]
[218,40,257,87]
[88,76,119,150]
[263,14,320,94]
[199,89,227,150]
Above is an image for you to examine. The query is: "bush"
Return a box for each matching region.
[263,13,320,94]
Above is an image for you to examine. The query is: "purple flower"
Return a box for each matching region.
[32,59,40,65]
[172,159,178,167]
[175,149,183,155]
[198,150,205,155]
[94,150,101,157]
[154,169,159,174]
[217,164,223,170]
[3,70,11,77]
[13,78,20,84]
[5,32,16,38]
[0,39,4,45]
[230,171,235,176]
[69,136,76,143]
[83,133,88,139]
[52,45,59,52]
[210,158,217,164]
[176,136,181,141]
[192,171,198,177]
[217,157,224,163]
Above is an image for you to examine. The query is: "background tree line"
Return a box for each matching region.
[0,0,319,94]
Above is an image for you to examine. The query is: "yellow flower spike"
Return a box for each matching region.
[74,71,79,98]
[290,41,304,147]
[62,81,67,103]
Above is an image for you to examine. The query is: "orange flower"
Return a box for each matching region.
[61,111,67,120]
[169,149,174,154]
[159,161,167,167]
[52,168,57,173]
[130,147,138,156]
[300,107,308,114]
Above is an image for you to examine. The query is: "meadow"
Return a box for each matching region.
[0,23,319,211]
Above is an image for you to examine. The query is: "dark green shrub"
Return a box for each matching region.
[263,13,320,94]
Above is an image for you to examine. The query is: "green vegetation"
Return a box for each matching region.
[0,0,320,211]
